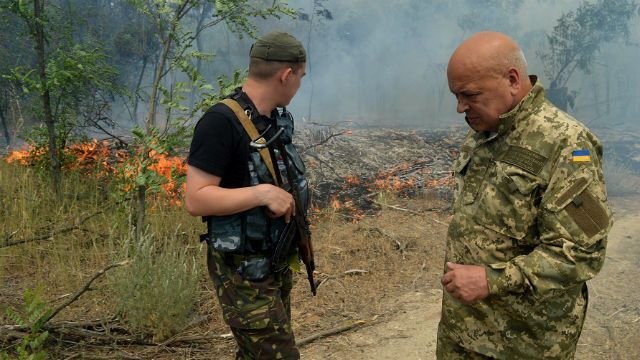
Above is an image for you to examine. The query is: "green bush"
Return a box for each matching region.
[113,230,200,341]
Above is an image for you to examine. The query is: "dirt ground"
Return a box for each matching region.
[299,195,640,360]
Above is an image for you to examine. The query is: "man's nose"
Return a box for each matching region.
[456,99,469,113]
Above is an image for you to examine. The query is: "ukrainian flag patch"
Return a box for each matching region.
[572,149,591,162]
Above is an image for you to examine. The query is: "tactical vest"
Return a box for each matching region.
[201,91,310,279]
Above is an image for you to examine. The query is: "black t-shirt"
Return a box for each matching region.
[187,90,277,189]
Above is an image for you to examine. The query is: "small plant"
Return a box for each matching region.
[3,287,52,360]
[112,229,200,341]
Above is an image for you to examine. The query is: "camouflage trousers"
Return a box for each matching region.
[436,331,495,360]
[207,249,300,360]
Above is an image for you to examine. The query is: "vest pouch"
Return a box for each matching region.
[244,207,271,252]
[250,152,273,183]
[297,177,310,212]
[237,257,271,281]
[208,214,243,252]
[285,143,306,174]
[284,143,310,212]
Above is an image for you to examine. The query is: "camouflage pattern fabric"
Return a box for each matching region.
[437,331,495,359]
[207,248,299,359]
[438,78,613,359]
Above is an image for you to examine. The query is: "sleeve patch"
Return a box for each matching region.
[572,149,591,162]
[554,177,588,208]
[564,189,610,238]
[500,145,547,175]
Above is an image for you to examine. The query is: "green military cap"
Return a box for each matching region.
[250,31,306,63]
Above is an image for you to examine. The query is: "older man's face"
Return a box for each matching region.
[447,70,515,133]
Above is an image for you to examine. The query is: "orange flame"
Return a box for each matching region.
[345,175,360,185]
[331,198,341,209]
[5,149,32,165]
[3,140,187,206]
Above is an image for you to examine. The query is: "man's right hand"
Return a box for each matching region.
[256,184,295,223]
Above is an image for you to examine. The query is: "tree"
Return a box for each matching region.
[538,0,638,111]
[124,0,295,240]
[1,0,122,196]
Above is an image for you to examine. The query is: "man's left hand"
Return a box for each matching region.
[441,262,489,304]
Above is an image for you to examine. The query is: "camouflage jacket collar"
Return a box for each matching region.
[497,75,546,136]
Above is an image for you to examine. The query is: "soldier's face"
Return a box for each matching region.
[448,71,515,132]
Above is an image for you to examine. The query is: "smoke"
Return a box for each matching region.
[194,0,638,131]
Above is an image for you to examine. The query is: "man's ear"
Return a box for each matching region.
[280,67,293,84]
[507,68,520,96]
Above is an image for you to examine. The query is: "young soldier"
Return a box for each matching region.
[438,31,612,359]
[185,31,308,359]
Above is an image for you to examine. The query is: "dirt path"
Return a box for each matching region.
[300,196,640,360]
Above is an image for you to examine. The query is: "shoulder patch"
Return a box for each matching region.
[564,189,610,238]
[500,145,547,175]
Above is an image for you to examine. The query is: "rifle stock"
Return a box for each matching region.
[295,214,316,295]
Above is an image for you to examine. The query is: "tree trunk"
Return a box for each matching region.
[144,38,172,131]
[195,3,212,75]
[133,56,148,124]
[34,0,61,196]
[0,104,10,147]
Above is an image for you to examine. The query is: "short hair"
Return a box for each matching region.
[248,58,305,80]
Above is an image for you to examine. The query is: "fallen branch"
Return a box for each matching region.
[157,314,214,347]
[372,201,422,215]
[316,269,370,289]
[300,129,351,154]
[429,218,448,226]
[343,269,368,276]
[1,208,109,248]
[297,320,366,346]
[163,332,234,345]
[41,260,130,325]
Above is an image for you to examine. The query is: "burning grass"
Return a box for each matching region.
[4,140,187,205]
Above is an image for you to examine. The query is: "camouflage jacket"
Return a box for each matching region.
[440,79,613,359]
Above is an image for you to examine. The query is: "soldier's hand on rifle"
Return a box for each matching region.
[255,184,295,223]
[441,262,490,304]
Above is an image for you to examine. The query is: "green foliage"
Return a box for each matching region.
[214,0,296,37]
[126,0,295,124]
[3,287,52,360]
[195,68,247,113]
[113,231,200,341]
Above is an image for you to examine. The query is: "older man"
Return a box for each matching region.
[437,31,612,359]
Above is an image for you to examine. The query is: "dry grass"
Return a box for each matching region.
[289,193,449,340]
[0,161,450,359]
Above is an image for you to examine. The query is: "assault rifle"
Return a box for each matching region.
[275,141,317,296]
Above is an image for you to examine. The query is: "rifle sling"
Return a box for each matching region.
[220,98,279,185]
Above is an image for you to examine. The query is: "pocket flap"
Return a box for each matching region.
[542,168,593,212]
[497,162,539,195]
